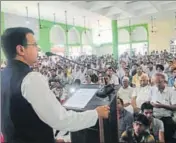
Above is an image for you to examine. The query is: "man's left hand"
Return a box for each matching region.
[151,102,164,108]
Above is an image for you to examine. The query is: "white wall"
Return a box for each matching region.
[4,13,39,41]
[149,19,176,52]
[118,29,130,43]
[118,11,176,52]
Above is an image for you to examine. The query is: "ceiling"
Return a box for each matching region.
[1,1,109,29]
[68,1,176,27]
[1,1,176,29]
[68,1,176,19]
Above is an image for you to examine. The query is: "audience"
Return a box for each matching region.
[1,49,176,143]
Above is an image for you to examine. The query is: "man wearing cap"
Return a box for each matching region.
[155,64,168,81]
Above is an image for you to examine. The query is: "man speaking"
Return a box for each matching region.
[1,27,110,143]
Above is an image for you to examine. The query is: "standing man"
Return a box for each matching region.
[1,27,110,143]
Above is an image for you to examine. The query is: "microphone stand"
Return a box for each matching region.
[45,52,104,74]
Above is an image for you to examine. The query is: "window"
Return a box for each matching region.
[132,42,148,55]
[119,44,130,56]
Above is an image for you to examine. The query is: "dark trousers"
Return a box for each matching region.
[160,117,176,142]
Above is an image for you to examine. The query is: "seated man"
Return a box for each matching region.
[131,74,151,113]
[117,76,134,113]
[132,65,145,87]
[141,102,165,143]
[117,97,133,137]
[168,67,176,87]
[150,73,176,142]
[106,67,119,85]
[120,114,155,143]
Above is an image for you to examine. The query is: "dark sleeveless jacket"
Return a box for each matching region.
[1,60,55,143]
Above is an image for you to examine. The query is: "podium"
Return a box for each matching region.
[63,84,119,143]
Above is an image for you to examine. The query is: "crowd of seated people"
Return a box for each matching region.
[117,51,176,143]
[1,50,176,142]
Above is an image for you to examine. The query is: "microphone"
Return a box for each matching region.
[45,52,56,57]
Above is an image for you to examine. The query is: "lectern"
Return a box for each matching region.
[63,84,119,143]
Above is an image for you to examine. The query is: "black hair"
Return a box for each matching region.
[117,97,124,105]
[172,67,176,73]
[141,102,153,112]
[133,63,139,67]
[1,27,34,60]
[134,113,150,127]
[74,79,81,86]
[90,74,98,83]
[156,64,164,71]
[147,62,153,65]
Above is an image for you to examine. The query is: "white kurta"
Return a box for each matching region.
[118,86,134,114]
[21,72,98,131]
[132,86,152,108]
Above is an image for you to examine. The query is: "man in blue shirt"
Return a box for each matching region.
[168,67,176,87]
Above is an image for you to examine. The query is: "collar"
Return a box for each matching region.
[7,59,29,67]
[118,108,126,118]
[7,59,31,71]
[122,86,129,89]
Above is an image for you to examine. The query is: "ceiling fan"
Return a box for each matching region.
[37,3,49,29]
[151,16,157,33]
[25,6,30,24]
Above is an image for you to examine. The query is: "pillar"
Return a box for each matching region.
[111,20,118,60]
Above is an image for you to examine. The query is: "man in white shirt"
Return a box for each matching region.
[1,27,110,143]
[117,60,127,83]
[146,62,156,79]
[131,74,151,113]
[117,76,133,113]
[150,73,176,142]
[107,67,119,85]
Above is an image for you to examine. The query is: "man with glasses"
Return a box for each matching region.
[1,27,110,143]
[150,73,176,142]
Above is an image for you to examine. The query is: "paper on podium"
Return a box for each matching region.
[63,88,98,109]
